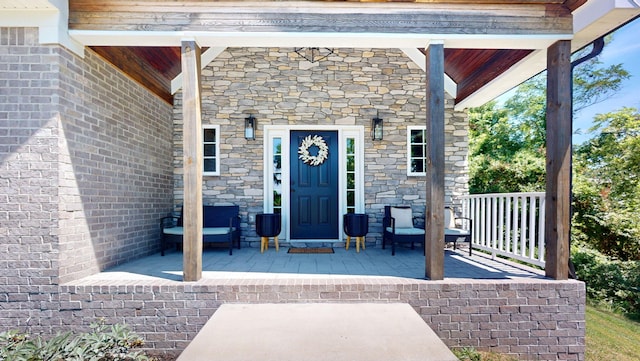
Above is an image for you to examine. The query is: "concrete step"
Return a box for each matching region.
[178,303,459,361]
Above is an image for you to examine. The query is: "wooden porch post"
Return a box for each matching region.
[425,41,445,280]
[181,40,203,282]
[545,40,572,280]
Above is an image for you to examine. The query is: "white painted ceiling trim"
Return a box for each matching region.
[572,0,640,51]
[400,48,457,98]
[68,30,569,50]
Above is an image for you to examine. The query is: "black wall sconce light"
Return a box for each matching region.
[372,112,383,141]
[245,115,255,140]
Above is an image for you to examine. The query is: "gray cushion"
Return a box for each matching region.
[445,228,469,236]
[386,227,425,235]
[390,207,414,228]
[163,227,233,236]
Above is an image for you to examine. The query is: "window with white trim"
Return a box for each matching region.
[203,125,220,176]
[345,137,356,214]
[407,126,427,176]
[272,137,282,214]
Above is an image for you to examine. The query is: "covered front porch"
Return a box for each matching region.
[61,247,584,360]
[9,1,639,359]
[77,247,544,282]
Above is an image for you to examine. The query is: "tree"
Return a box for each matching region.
[468,47,630,194]
[468,101,546,193]
[503,55,630,149]
[573,107,640,260]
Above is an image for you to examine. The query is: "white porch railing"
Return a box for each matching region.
[459,192,546,268]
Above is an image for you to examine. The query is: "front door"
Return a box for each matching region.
[290,130,339,239]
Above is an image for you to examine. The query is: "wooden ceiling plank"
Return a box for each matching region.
[91,46,173,104]
[456,49,532,101]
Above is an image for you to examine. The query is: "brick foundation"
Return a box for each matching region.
[59,278,585,360]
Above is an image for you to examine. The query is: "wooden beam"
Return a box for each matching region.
[425,42,445,281]
[69,1,573,35]
[545,40,571,280]
[181,40,203,282]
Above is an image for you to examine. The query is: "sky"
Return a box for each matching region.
[572,18,640,144]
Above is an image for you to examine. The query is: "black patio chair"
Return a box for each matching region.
[444,206,473,256]
[382,206,425,256]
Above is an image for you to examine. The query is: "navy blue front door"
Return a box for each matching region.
[290,130,339,239]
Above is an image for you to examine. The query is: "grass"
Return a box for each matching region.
[454,305,640,361]
[586,305,640,361]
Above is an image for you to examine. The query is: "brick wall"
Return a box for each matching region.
[59,278,586,360]
[56,46,174,283]
[172,48,470,246]
[0,27,174,331]
[0,27,61,333]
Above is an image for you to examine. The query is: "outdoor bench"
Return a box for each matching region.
[160,205,241,256]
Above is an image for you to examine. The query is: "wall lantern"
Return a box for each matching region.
[372,112,383,141]
[245,115,256,140]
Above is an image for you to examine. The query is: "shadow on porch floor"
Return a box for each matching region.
[81,246,546,283]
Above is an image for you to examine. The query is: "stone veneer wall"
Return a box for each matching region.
[0,27,174,332]
[172,47,469,246]
[59,278,586,361]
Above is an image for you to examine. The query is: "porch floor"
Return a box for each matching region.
[80,245,546,283]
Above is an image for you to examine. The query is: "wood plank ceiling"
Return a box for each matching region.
[70,0,588,105]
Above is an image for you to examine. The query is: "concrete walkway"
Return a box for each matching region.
[177,303,459,361]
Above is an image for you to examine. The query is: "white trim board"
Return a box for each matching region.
[456,1,640,110]
[263,125,365,243]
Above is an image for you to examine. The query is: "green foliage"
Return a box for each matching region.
[469,40,638,263]
[573,62,630,114]
[468,101,521,159]
[572,246,640,316]
[452,347,518,361]
[454,347,482,361]
[0,321,150,361]
[470,149,545,194]
[468,50,630,195]
[503,76,547,150]
[573,107,640,260]
[468,101,546,193]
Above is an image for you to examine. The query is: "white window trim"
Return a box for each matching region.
[203,124,221,176]
[342,129,365,214]
[407,125,427,177]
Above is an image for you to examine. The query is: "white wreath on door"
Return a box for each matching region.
[298,135,329,166]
